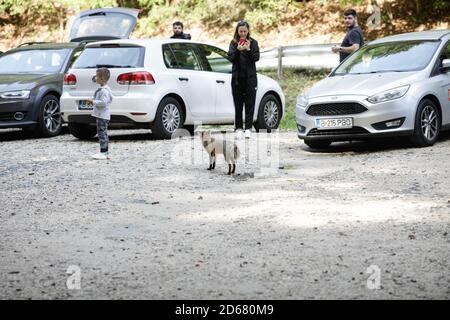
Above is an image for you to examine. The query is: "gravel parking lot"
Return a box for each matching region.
[0,128,449,299]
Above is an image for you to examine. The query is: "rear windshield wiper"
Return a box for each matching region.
[88,12,106,17]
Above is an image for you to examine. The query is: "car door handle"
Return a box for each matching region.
[216,80,225,84]
[179,77,189,82]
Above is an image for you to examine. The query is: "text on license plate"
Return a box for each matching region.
[316,118,353,129]
[78,100,93,110]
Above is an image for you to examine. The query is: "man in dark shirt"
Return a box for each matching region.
[332,8,364,62]
[170,21,191,40]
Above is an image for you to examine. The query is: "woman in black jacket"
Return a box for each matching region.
[227,20,260,139]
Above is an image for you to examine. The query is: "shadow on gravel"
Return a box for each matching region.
[0,127,158,143]
[108,131,158,142]
[302,131,450,154]
[0,126,70,142]
[65,130,160,142]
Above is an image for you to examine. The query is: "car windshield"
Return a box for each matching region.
[72,46,144,69]
[0,49,70,74]
[333,40,440,75]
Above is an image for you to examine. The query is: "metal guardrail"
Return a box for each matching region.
[256,43,341,78]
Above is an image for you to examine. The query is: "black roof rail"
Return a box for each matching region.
[18,42,49,47]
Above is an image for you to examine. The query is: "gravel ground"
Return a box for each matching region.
[0,128,449,300]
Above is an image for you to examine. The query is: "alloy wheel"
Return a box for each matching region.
[162,103,181,133]
[264,100,279,128]
[420,105,438,142]
[43,99,62,133]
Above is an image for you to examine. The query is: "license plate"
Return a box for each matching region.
[316,117,353,129]
[78,100,93,110]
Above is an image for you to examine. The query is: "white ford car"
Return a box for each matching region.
[61,38,285,139]
[296,30,450,149]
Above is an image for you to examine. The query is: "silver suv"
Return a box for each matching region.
[296,29,450,149]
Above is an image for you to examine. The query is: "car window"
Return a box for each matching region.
[441,41,450,60]
[164,43,202,71]
[68,49,83,68]
[162,45,178,68]
[333,40,440,75]
[197,44,232,74]
[0,49,70,74]
[72,46,145,68]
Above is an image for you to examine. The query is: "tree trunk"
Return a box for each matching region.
[414,0,421,13]
[60,6,65,42]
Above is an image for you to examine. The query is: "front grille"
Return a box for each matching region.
[307,127,369,137]
[306,103,367,116]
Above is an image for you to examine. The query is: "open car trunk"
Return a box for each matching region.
[69,7,139,43]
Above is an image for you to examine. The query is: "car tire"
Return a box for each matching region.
[304,139,332,149]
[36,94,63,137]
[68,122,97,140]
[254,94,282,133]
[151,97,184,139]
[410,98,441,147]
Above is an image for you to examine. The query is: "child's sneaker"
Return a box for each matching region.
[245,129,251,139]
[92,152,109,160]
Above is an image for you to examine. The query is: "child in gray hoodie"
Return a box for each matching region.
[88,67,113,160]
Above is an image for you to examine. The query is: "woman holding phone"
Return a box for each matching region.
[227,20,260,139]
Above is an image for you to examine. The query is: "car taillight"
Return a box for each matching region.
[64,73,77,85]
[117,72,155,85]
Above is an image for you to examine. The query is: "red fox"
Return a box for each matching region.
[200,131,240,175]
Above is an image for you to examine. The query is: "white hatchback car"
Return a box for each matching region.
[61,39,285,139]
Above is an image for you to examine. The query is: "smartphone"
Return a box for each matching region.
[239,38,247,46]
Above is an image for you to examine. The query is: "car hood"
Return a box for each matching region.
[308,71,420,98]
[0,73,58,91]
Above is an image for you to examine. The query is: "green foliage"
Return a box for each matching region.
[134,0,298,33]
[1,0,448,34]
[137,5,179,33]
[337,0,366,6]
[136,0,165,8]
[432,0,450,11]
[0,0,39,15]
[245,0,294,29]
[197,0,244,28]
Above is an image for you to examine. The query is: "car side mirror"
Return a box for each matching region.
[441,58,450,73]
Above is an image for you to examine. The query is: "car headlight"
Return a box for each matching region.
[367,85,410,104]
[297,92,309,109]
[0,90,31,99]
